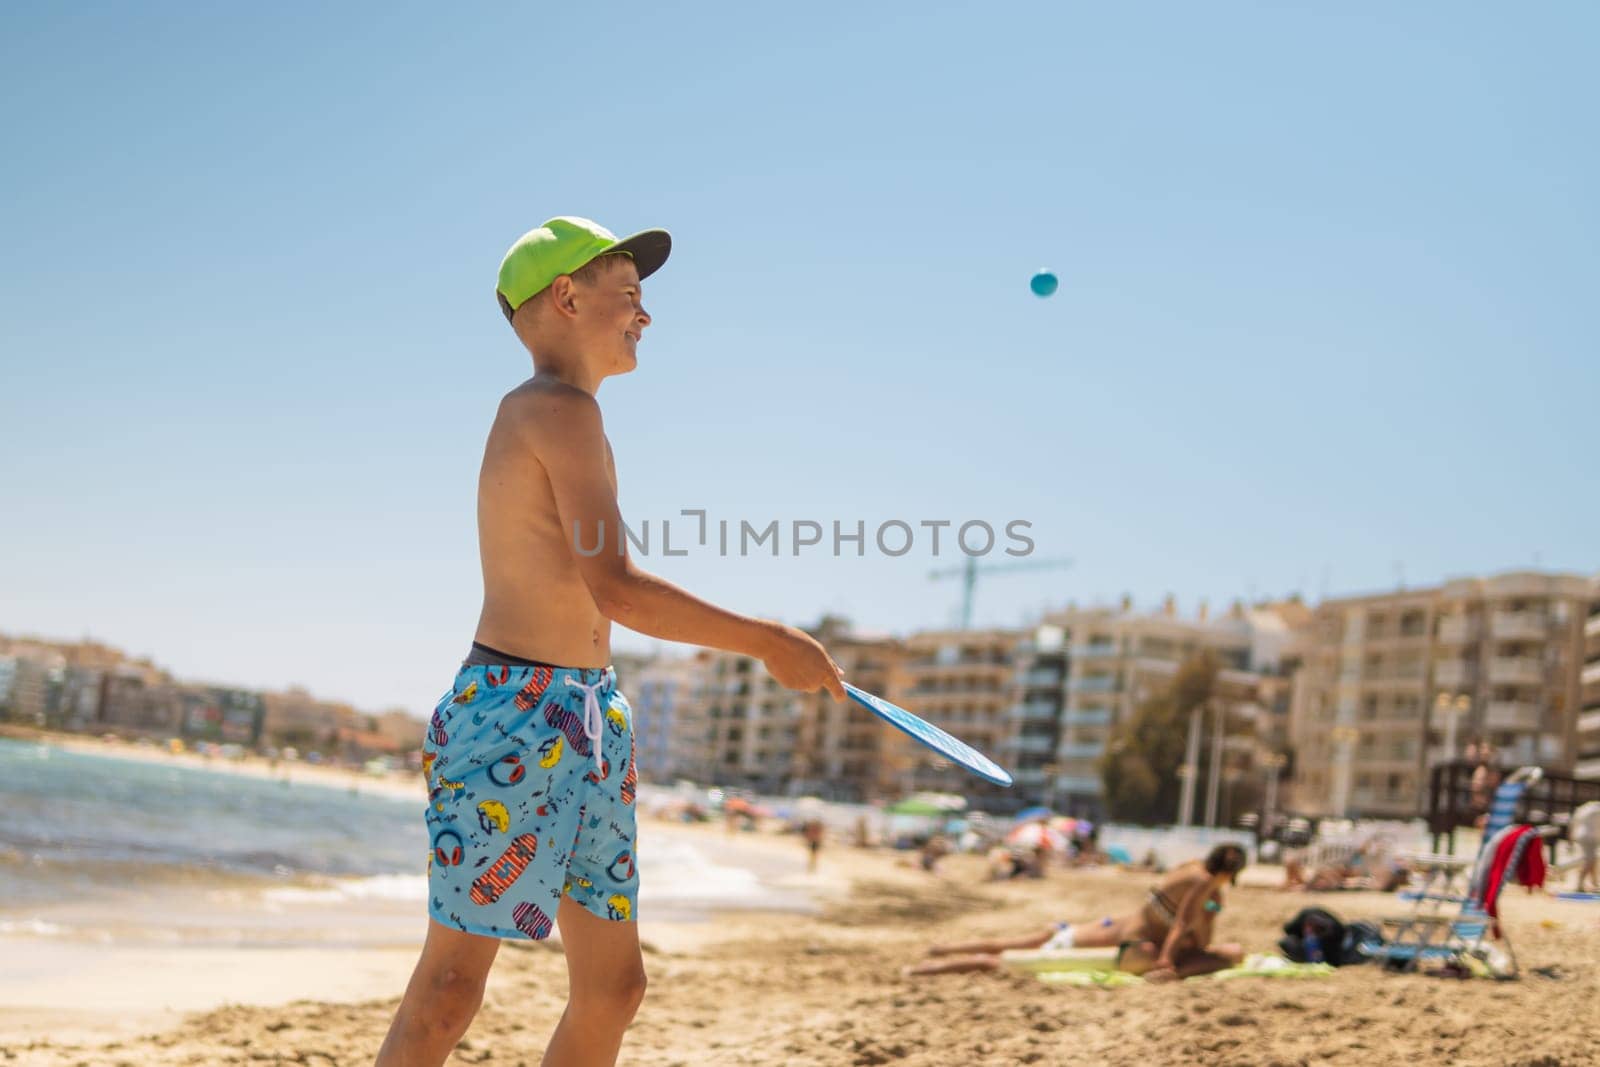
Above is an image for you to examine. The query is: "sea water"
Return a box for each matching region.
[0,739,812,945]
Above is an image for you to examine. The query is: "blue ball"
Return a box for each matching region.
[1030,270,1058,298]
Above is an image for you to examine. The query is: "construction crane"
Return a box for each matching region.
[928,556,1075,630]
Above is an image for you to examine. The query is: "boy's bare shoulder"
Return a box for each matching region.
[498,377,604,445]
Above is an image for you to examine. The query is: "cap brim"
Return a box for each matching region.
[607,229,671,281]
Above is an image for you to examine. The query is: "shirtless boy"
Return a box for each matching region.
[375,217,846,1067]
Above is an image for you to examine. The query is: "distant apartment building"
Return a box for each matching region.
[177,686,267,745]
[690,648,801,793]
[676,616,920,798]
[0,649,61,724]
[99,667,185,736]
[898,627,1021,808]
[0,634,172,730]
[1006,623,1069,802]
[1030,598,1304,818]
[57,666,106,730]
[623,652,703,784]
[0,657,17,717]
[261,687,360,750]
[790,618,915,802]
[1580,601,1600,781]
[1289,571,1600,817]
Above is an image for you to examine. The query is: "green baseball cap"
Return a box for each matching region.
[496,216,671,321]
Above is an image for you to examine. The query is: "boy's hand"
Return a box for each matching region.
[761,624,846,702]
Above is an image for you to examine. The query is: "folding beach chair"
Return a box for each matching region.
[1376,768,1548,977]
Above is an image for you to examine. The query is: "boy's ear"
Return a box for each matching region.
[547,275,580,319]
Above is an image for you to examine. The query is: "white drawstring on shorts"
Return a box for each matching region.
[564,674,608,779]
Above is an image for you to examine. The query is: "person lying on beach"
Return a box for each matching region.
[1282,843,1409,893]
[907,843,1249,981]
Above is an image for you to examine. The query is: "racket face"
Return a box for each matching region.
[844,683,1014,787]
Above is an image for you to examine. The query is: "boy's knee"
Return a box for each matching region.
[571,968,647,1022]
[417,965,489,1032]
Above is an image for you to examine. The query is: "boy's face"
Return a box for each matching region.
[575,257,650,376]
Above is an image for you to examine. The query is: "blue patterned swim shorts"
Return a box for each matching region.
[422,663,637,940]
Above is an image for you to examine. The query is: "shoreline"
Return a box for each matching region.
[0,798,847,1049]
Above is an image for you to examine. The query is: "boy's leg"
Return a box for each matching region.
[540,896,647,1067]
[375,919,501,1067]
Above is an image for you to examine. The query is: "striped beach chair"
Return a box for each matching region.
[1377,768,1545,976]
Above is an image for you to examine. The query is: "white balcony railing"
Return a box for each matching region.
[1015,701,1057,722]
[1484,701,1541,732]
[1436,617,1479,644]
[1488,657,1545,686]
[1577,709,1600,735]
[1012,734,1055,754]
[1587,613,1600,638]
[1433,660,1472,688]
[1070,675,1117,694]
[1064,708,1112,726]
[1490,612,1547,641]
[1583,661,1600,687]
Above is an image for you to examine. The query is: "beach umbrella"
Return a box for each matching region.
[1014,805,1055,823]
[1005,822,1069,851]
[1049,816,1078,835]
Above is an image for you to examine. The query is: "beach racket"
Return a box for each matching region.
[844,682,1013,787]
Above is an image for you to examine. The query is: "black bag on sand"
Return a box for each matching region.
[1338,919,1385,966]
[1277,908,1387,966]
[1278,906,1346,964]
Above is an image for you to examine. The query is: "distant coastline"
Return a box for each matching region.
[0,724,423,803]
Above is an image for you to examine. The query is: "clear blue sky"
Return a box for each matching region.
[3,3,1595,715]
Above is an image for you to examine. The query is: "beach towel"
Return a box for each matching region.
[1209,953,1337,981]
[1036,970,1146,988]
[1481,826,1546,935]
[1469,824,1521,902]
[1001,946,1120,974]
[1034,954,1335,986]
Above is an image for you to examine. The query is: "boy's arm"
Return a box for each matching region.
[518,386,844,701]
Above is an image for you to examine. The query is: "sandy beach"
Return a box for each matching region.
[4,812,1598,1067]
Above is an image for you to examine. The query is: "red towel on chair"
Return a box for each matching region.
[1480,825,1546,937]
[1516,832,1546,892]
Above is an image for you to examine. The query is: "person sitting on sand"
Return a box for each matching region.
[908,843,1249,981]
